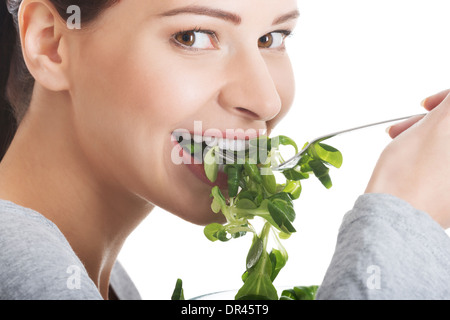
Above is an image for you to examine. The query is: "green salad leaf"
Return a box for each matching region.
[280,285,319,300]
[171,278,185,300]
[173,134,342,300]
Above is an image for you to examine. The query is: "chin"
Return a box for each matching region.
[159,161,228,225]
[182,206,227,226]
[178,184,228,226]
[173,198,227,226]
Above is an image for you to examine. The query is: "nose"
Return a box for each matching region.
[218,50,282,122]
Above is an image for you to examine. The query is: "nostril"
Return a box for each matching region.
[235,107,259,119]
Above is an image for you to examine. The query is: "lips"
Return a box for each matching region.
[171,137,229,189]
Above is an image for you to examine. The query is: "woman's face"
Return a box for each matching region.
[67,0,298,225]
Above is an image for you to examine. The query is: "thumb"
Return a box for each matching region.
[387,114,426,139]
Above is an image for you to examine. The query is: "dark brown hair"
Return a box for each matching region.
[0,0,118,161]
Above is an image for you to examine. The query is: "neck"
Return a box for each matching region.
[0,88,154,299]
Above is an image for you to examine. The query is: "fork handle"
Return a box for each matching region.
[273,113,427,171]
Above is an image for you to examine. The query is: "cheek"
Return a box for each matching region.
[70,36,213,150]
[69,35,223,224]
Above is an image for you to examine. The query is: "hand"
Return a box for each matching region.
[366,89,450,229]
[387,89,450,138]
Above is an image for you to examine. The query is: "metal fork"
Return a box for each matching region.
[272,113,426,171]
[206,113,425,170]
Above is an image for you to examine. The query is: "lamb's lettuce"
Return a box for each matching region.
[172,135,342,300]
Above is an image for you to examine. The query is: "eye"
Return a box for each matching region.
[173,30,218,50]
[258,31,290,49]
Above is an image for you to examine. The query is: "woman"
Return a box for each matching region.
[0,0,449,300]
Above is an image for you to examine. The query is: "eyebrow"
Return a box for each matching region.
[272,10,300,25]
[159,6,242,25]
[159,6,300,26]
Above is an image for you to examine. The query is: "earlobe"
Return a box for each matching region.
[19,0,69,91]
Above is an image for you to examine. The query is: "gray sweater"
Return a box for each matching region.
[0,199,140,300]
[316,193,450,299]
[0,193,449,300]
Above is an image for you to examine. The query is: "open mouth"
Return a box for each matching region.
[171,131,252,168]
[170,129,271,190]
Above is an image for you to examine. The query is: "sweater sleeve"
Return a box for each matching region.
[316,193,450,300]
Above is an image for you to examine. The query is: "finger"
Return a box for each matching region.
[421,89,450,111]
[386,114,426,139]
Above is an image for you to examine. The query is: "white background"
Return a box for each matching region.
[118,0,450,300]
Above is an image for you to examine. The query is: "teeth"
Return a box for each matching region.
[172,131,250,152]
[202,136,217,145]
[216,138,249,152]
[192,134,203,144]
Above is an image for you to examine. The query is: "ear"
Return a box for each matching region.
[18,0,70,91]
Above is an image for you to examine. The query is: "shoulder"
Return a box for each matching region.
[0,200,102,300]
